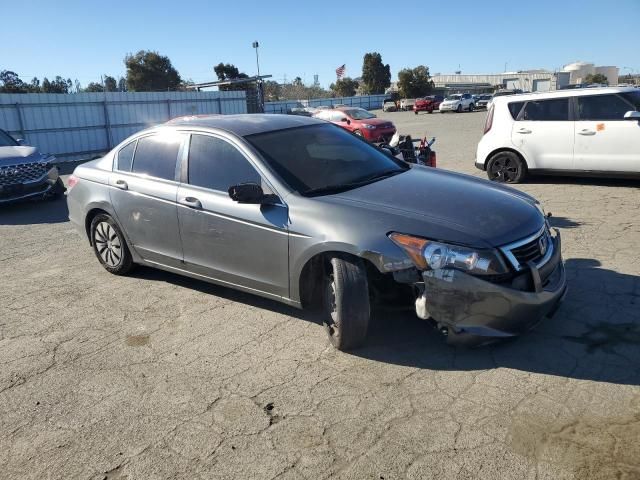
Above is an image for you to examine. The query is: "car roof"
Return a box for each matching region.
[165,113,325,137]
[492,86,637,104]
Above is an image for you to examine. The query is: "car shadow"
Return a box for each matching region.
[355,257,640,386]
[131,257,639,387]
[0,196,69,225]
[526,175,640,188]
[548,215,582,229]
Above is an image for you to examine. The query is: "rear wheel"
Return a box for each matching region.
[323,256,370,351]
[414,110,418,115]
[90,214,134,275]
[487,151,526,183]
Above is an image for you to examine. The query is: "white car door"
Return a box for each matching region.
[574,92,640,173]
[511,97,574,170]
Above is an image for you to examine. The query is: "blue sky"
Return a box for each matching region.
[4,0,639,88]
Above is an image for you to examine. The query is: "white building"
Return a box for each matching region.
[562,62,619,85]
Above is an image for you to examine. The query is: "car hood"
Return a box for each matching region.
[441,99,461,105]
[321,167,544,248]
[0,146,44,166]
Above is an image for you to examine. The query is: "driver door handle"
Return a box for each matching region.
[178,196,202,209]
[114,179,128,190]
[578,129,596,136]
[516,128,532,134]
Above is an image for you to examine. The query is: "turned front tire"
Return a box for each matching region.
[323,256,370,351]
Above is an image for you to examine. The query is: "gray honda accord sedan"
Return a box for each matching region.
[67,114,567,350]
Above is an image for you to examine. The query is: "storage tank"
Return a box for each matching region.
[595,66,619,85]
[563,62,595,84]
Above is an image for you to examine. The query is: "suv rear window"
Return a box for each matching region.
[521,98,569,121]
[508,101,525,119]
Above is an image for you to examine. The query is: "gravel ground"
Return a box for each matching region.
[1,111,639,480]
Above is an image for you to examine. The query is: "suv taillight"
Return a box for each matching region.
[483,105,494,135]
[67,175,79,191]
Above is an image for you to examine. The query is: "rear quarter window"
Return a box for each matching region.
[508,101,525,119]
[116,140,136,171]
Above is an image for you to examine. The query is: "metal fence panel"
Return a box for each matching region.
[264,94,388,114]
[0,91,247,161]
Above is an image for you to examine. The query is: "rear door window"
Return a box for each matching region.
[521,98,569,121]
[577,94,634,121]
[187,134,261,192]
[131,134,183,181]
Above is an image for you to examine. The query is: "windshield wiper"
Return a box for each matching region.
[303,169,405,197]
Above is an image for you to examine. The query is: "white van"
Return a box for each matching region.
[475,87,640,182]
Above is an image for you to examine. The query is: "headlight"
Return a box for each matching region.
[361,124,376,129]
[389,233,509,276]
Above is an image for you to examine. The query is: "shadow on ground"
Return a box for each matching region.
[132,255,640,387]
[0,196,69,225]
[526,175,640,188]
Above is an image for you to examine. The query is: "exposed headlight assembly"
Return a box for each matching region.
[389,233,509,276]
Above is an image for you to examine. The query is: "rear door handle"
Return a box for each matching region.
[178,196,202,209]
[114,179,128,190]
[578,129,596,136]
[516,128,532,134]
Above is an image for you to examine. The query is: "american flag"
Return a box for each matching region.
[335,64,346,79]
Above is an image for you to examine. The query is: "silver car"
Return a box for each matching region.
[67,115,567,350]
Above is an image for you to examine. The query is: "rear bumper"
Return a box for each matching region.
[0,166,60,204]
[418,232,567,347]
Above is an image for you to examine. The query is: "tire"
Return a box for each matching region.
[354,129,363,137]
[414,110,418,115]
[90,213,134,275]
[428,109,433,114]
[469,103,475,112]
[487,151,527,183]
[47,178,66,201]
[323,256,370,351]
[456,104,462,113]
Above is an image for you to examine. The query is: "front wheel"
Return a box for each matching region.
[353,129,363,137]
[487,151,526,183]
[456,104,462,113]
[90,214,134,275]
[414,110,418,115]
[469,103,475,112]
[323,256,370,351]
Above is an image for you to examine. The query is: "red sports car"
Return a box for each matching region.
[313,107,396,142]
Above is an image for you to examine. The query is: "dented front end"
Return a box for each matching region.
[410,230,567,346]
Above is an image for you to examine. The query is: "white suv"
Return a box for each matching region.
[439,93,475,113]
[475,87,640,182]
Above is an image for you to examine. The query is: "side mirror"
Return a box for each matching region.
[228,183,266,204]
[340,117,349,124]
[623,111,640,120]
[16,138,26,146]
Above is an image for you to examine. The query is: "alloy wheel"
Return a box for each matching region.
[324,272,341,342]
[489,156,520,182]
[94,221,122,267]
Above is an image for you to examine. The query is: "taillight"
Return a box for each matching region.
[483,105,494,134]
[67,175,79,191]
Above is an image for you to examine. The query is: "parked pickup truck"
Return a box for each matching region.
[413,95,444,114]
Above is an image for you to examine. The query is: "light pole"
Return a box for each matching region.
[252,41,263,112]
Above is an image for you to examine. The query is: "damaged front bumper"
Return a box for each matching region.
[0,165,60,204]
[414,231,567,347]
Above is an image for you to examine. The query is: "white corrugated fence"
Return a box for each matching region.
[0,91,247,162]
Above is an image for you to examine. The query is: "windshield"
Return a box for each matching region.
[621,91,640,110]
[245,124,408,196]
[344,109,376,120]
[445,95,462,101]
[0,130,19,147]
